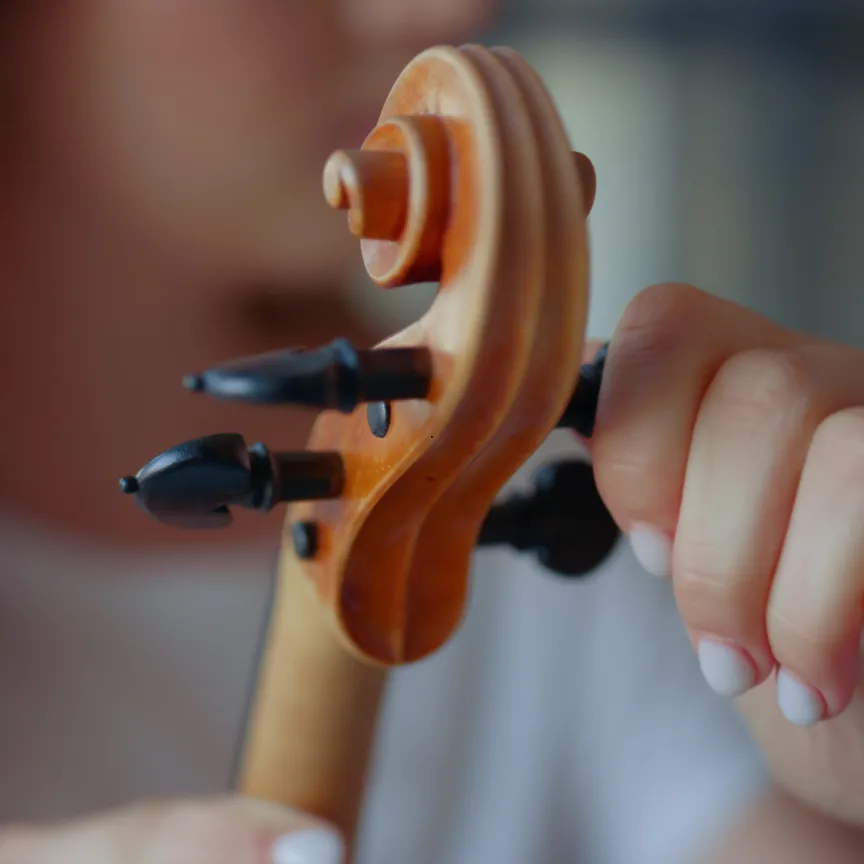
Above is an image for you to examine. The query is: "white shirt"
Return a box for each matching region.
[0,433,767,863]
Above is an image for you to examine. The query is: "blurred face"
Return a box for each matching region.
[1,0,497,544]
[14,0,496,286]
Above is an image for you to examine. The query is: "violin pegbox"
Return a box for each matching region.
[120,45,609,668]
[292,45,595,666]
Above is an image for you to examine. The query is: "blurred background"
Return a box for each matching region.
[349,0,864,347]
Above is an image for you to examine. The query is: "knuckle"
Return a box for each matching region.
[673,558,759,631]
[708,348,816,431]
[592,446,667,518]
[766,606,842,670]
[675,561,738,604]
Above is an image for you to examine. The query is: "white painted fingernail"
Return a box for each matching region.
[272,828,345,864]
[698,639,756,697]
[776,668,825,726]
[628,524,672,577]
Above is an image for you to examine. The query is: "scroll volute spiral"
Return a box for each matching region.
[286,45,596,667]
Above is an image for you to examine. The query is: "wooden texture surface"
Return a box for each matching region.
[238,44,594,853]
[237,552,385,852]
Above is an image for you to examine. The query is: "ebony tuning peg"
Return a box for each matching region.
[120,433,344,529]
[556,343,608,438]
[183,337,433,413]
[477,459,620,578]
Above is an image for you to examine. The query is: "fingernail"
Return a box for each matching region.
[272,828,345,864]
[776,668,825,726]
[628,524,672,577]
[697,638,756,697]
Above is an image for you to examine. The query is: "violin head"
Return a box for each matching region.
[120,45,617,667]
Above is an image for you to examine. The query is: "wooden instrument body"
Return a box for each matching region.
[236,43,595,857]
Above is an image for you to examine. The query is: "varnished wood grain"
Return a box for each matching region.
[238,44,595,854]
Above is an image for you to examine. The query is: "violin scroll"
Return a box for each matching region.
[323,113,453,287]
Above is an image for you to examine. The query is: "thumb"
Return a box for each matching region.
[582,338,605,365]
[0,796,345,864]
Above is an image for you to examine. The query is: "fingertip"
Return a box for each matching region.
[153,797,347,864]
[768,624,862,725]
[0,797,349,864]
[230,797,346,862]
[776,668,826,726]
[627,523,672,578]
[271,826,346,864]
[582,338,606,365]
[697,637,758,698]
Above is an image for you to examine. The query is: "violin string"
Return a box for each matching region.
[227,549,280,791]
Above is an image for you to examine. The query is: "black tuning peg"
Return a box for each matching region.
[556,343,608,438]
[183,337,433,413]
[120,433,344,529]
[477,459,620,578]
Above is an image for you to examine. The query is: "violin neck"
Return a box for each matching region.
[236,550,386,850]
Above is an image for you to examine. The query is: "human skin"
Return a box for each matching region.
[584,284,864,831]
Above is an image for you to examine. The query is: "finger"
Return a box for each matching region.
[766,406,864,725]
[0,796,345,864]
[671,344,864,697]
[591,282,793,576]
[581,339,605,365]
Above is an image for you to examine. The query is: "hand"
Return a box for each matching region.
[588,284,864,827]
[0,797,345,864]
